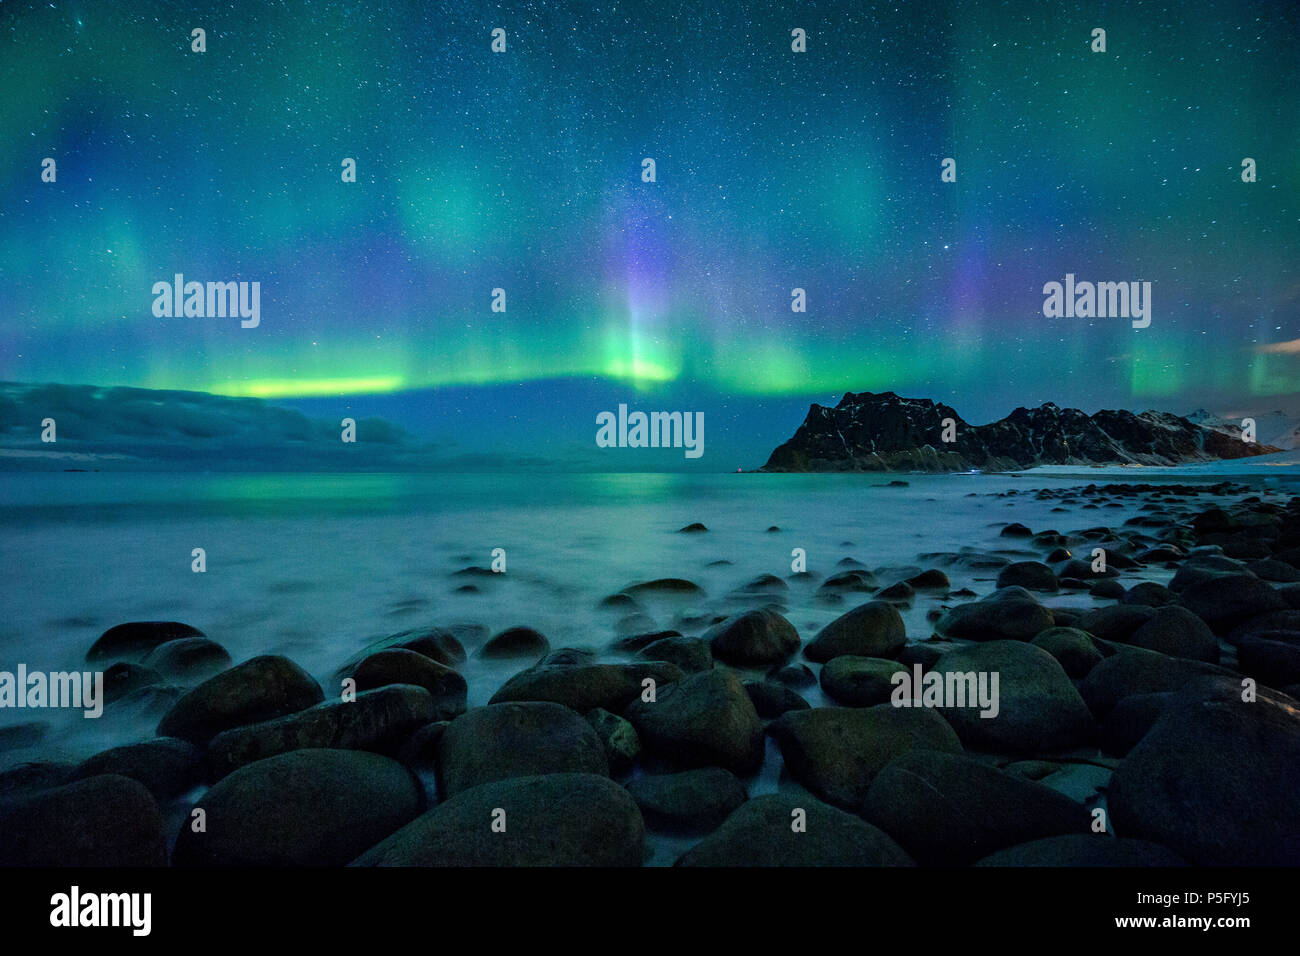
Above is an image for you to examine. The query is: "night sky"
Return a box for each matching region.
[1,0,1297,468]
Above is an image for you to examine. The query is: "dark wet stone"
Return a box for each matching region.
[72,737,203,801]
[87,621,205,664]
[624,670,764,775]
[352,773,643,867]
[819,656,907,707]
[742,680,810,718]
[805,601,906,662]
[0,774,166,866]
[585,708,641,775]
[438,702,608,798]
[174,750,421,867]
[705,608,800,665]
[479,626,549,660]
[627,767,746,832]
[156,655,325,745]
[676,795,914,867]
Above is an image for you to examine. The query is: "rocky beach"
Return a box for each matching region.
[2,474,1298,867]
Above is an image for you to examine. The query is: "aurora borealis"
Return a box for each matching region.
[1,0,1297,467]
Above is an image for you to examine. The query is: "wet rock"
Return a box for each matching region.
[864,750,1090,865]
[1177,574,1287,634]
[174,750,421,867]
[1030,627,1103,678]
[438,702,608,798]
[1236,637,1300,687]
[1108,677,1300,865]
[156,655,325,745]
[1079,645,1230,718]
[336,627,468,676]
[819,656,907,707]
[207,684,438,778]
[479,626,549,660]
[1090,579,1126,599]
[102,662,164,704]
[804,601,906,662]
[352,773,643,867]
[0,761,75,798]
[907,568,950,589]
[705,608,798,665]
[0,774,166,866]
[934,641,1095,752]
[623,578,706,597]
[1125,606,1220,663]
[817,569,878,592]
[742,680,810,718]
[72,737,203,801]
[396,721,447,770]
[353,649,467,719]
[624,670,764,775]
[676,795,914,867]
[1099,692,1174,756]
[767,663,816,688]
[610,629,681,653]
[140,637,232,683]
[934,589,1055,642]
[996,561,1059,593]
[1000,523,1033,538]
[678,522,708,533]
[1075,604,1156,643]
[490,660,683,714]
[87,621,205,664]
[1122,582,1174,607]
[585,708,641,774]
[769,704,961,809]
[637,636,712,673]
[627,767,746,832]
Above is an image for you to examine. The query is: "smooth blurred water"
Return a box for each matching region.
[0,470,1265,768]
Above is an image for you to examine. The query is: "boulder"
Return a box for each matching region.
[1108,677,1300,865]
[934,590,1055,642]
[623,670,764,775]
[490,660,683,713]
[804,601,906,662]
[72,737,203,801]
[1030,627,1103,678]
[769,704,961,809]
[0,774,166,866]
[864,750,1090,865]
[352,773,643,866]
[819,656,907,707]
[87,621,204,663]
[676,795,914,867]
[626,767,746,832]
[353,648,467,719]
[206,684,439,778]
[173,750,421,866]
[438,702,608,798]
[156,656,324,745]
[706,609,800,665]
[933,641,1094,752]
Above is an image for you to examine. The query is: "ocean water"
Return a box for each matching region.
[0,470,1271,780]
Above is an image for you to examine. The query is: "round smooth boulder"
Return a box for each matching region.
[933,641,1095,752]
[676,795,914,867]
[437,701,608,798]
[934,590,1055,643]
[769,704,962,810]
[352,773,643,867]
[141,637,232,683]
[0,774,167,866]
[173,749,421,866]
[706,609,799,665]
[997,561,1059,593]
[623,670,764,775]
[626,767,747,832]
[864,750,1090,865]
[156,655,325,745]
[819,656,908,707]
[1030,627,1103,678]
[479,626,549,660]
[1107,677,1300,865]
[87,621,205,663]
[804,601,906,662]
[354,648,467,719]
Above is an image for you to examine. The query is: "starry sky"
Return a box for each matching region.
[1,0,1297,468]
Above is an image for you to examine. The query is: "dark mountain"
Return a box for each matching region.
[759,391,1280,472]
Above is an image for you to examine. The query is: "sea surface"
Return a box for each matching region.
[0,469,1280,844]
